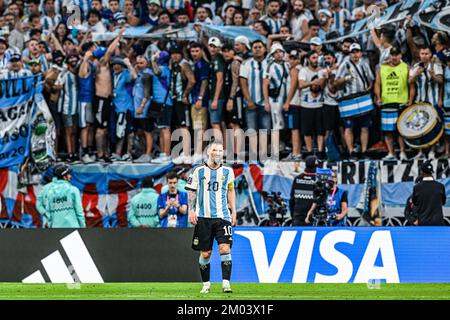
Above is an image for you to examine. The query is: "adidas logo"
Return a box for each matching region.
[22,231,104,284]
[387,71,398,80]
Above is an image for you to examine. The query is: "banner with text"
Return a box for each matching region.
[0,76,41,169]
[263,159,450,208]
[209,227,450,283]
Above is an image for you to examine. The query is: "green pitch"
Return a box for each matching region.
[0,283,450,300]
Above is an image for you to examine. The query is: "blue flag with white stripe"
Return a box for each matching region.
[0,75,42,168]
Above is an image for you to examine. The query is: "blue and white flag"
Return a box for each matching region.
[324,0,424,44]
[202,25,267,46]
[0,75,42,169]
[415,0,450,34]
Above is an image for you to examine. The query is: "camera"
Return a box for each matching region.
[312,168,334,225]
[259,191,290,227]
[419,62,425,68]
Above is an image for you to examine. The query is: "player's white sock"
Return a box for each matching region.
[203,281,211,288]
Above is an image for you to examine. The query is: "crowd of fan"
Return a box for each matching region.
[1,0,449,165]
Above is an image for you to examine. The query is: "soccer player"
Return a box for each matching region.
[185,140,236,294]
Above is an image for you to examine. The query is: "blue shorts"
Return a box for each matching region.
[208,99,224,124]
[381,110,399,132]
[343,113,371,129]
[245,104,272,131]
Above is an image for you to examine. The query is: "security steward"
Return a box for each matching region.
[411,161,446,226]
[36,164,86,228]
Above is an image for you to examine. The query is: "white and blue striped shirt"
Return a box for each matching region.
[240,58,268,106]
[68,0,92,20]
[410,62,443,106]
[0,68,32,79]
[40,0,63,15]
[444,66,450,108]
[342,0,356,12]
[162,0,185,11]
[264,61,290,104]
[23,51,50,73]
[336,57,374,98]
[331,8,351,34]
[0,53,10,70]
[41,15,62,32]
[57,70,79,116]
[261,15,285,34]
[36,55,50,73]
[186,163,235,222]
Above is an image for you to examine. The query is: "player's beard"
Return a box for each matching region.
[212,155,222,165]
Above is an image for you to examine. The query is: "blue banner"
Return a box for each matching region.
[209,227,450,283]
[0,76,41,169]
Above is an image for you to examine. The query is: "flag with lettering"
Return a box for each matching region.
[0,75,42,168]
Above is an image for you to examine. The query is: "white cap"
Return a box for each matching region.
[270,42,285,55]
[318,9,333,18]
[350,43,362,51]
[208,37,222,48]
[310,37,323,46]
[234,35,250,49]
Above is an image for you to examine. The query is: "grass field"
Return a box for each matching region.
[1,283,450,300]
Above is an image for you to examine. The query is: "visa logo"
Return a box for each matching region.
[235,230,399,283]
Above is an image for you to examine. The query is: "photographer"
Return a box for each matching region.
[158,171,189,228]
[305,169,348,226]
[289,155,318,226]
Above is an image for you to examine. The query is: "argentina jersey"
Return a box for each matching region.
[41,14,62,32]
[185,164,235,222]
[261,15,285,34]
[239,58,268,106]
[0,68,32,79]
[162,0,185,11]
[58,70,79,115]
[410,62,443,106]
[445,67,450,107]
[332,8,351,34]
[265,61,290,103]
